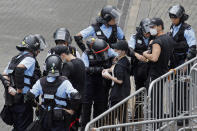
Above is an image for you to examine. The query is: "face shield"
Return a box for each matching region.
[142,23,150,34]
[110,8,121,23]
[34,34,48,51]
[39,40,47,51]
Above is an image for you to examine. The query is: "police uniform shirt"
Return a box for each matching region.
[80,24,124,40]
[128,34,149,49]
[4,51,36,94]
[171,24,196,47]
[81,48,117,67]
[30,77,78,110]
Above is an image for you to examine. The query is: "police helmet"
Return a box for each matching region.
[139,18,151,34]
[168,5,188,21]
[100,5,121,23]
[16,35,41,52]
[45,54,62,77]
[92,39,110,54]
[53,28,72,44]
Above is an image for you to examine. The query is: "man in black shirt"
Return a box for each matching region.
[142,18,174,127]
[50,45,85,131]
[143,18,174,85]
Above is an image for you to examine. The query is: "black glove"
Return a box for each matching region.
[187,45,197,60]
[74,36,86,52]
[69,92,81,111]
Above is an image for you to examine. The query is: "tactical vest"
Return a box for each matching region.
[134,33,151,54]
[169,23,191,53]
[40,76,68,109]
[7,52,41,88]
[92,24,117,46]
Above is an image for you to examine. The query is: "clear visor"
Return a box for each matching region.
[39,40,47,51]
[34,34,48,51]
[110,8,121,22]
[142,23,150,33]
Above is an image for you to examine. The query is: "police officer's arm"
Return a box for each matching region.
[81,52,103,73]
[25,80,41,105]
[74,26,95,52]
[64,80,81,111]
[128,35,147,62]
[15,64,26,93]
[117,26,125,40]
[184,29,197,60]
[143,43,161,62]
[16,57,36,93]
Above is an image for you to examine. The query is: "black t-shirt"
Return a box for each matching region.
[110,56,131,102]
[62,58,85,94]
[149,34,175,79]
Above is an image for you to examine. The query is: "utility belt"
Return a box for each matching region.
[39,106,71,121]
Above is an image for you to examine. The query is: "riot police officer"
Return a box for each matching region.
[25,54,81,131]
[51,28,80,58]
[168,4,197,68]
[128,18,153,120]
[168,5,196,125]
[74,5,125,52]
[2,34,45,131]
[128,18,153,90]
[81,38,114,131]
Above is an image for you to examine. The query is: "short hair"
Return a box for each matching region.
[51,45,70,55]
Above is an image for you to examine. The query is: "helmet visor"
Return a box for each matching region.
[39,40,47,51]
[110,8,121,22]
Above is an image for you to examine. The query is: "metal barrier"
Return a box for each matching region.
[85,87,147,131]
[94,115,197,131]
[189,63,197,115]
[147,57,197,128]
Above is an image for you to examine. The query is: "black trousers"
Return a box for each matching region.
[10,103,33,131]
[42,120,69,131]
[81,75,107,131]
[133,62,148,119]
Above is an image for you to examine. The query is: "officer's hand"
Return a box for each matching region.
[64,109,74,115]
[8,87,17,96]
[135,53,147,62]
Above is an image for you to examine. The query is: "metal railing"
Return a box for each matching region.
[189,63,197,115]
[94,115,197,131]
[85,87,147,131]
[147,57,197,128]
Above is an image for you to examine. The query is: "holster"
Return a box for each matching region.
[53,109,65,121]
